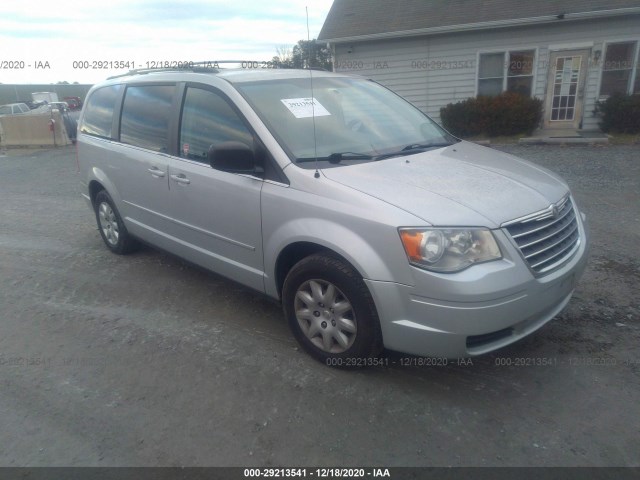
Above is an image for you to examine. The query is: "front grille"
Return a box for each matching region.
[503,196,580,274]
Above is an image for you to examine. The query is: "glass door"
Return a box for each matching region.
[544,49,590,130]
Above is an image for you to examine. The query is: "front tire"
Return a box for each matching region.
[94,190,139,254]
[283,253,382,365]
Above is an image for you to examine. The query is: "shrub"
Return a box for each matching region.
[595,94,640,134]
[440,92,542,137]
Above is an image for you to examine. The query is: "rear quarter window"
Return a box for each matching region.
[81,84,122,138]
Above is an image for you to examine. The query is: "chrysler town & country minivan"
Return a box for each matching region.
[77,67,589,364]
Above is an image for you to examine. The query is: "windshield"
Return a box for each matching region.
[235,76,458,168]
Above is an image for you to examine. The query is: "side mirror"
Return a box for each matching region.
[208,141,257,174]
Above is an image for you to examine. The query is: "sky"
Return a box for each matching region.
[0,0,334,84]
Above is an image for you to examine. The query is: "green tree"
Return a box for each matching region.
[272,40,332,70]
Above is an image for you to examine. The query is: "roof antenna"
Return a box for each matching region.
[306,6,320,179]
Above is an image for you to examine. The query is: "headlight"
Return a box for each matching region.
[399,228,502,272]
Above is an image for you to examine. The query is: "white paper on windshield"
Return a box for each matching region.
[280,98,331,119]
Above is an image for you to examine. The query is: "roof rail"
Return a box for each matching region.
[107,60,252,79]
[107,60,330,79]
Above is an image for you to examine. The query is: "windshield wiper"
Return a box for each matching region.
[374,142,453,161]
[296,152,373,164]
[402,142,453,151]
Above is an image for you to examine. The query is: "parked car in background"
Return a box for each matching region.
[18,100,46,110]
[0,103,31,115]
[63,96,83,110]
[32,92,59,104]
[48,101,70,113]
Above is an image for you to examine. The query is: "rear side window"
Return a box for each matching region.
[81,85,121,138]
[120,85,174,152]
[179,87,253,162]
[0,106,10,115]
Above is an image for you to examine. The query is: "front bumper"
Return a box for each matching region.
[365,211,590,358]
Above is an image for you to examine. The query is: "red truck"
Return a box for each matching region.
[63,96,83,110]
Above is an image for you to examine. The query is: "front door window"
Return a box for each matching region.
[550,56,581,121]
[544,49,589,129]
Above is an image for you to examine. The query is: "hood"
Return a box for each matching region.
[321,141,569,227]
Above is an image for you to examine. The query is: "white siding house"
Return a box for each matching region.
[318,0,640,132]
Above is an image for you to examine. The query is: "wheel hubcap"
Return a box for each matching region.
[98,202,119,246]
[294,279,356,353]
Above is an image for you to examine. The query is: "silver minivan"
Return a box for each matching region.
[77,67,589,365]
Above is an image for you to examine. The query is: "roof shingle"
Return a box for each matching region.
[318,0,640,41]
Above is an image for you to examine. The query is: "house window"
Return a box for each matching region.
[507,51,535,96]
[600,41,640,96]
[478,53,504,96]
[478,50,535,96]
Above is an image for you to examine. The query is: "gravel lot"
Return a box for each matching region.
[0,144,638,467]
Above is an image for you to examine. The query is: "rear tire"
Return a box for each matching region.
[94,190,139,254]
[283,253,383,366]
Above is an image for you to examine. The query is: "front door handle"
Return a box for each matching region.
[147,167,166,178]
[170,173,191,185]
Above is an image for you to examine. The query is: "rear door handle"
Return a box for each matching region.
[147,167,166,178]
[170,173,191,185]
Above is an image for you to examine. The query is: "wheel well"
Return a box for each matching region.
[88,180,105,207]
[275,242,363,298]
